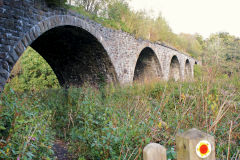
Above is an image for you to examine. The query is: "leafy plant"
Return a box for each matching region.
[0,90,55,159]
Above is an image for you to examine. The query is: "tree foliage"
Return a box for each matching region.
[5,47,60,92]
[177,33,203,58]
[73,0,110,15]
[203,32,240,74]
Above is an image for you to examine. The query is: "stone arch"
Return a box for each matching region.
[185,59,191,79]
[133,47,162,82]
[3,15,118,90]
[169,55,181,81]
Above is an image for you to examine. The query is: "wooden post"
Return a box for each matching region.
[176,128,215,160]
[143,143,167,160]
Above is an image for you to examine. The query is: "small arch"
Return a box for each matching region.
[185,59,191,79]
[133,47,162,82]
[169,55,181,81]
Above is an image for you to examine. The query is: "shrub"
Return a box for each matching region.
[5,47,60,93]
[0,90,55,159]
[2,77,239,159]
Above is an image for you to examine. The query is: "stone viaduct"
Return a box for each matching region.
[0,0,198,91]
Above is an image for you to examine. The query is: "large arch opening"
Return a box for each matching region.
[27,25,118,88]
[169,55,181,81]
[133,47,162,82]
[185,59,191,80]
[4,25,118,92]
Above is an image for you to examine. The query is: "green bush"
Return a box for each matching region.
[0,90,55,159]
[194,64,203,79]
[1,79,239,159]
[32,80,239,159]
[5,47,60,93]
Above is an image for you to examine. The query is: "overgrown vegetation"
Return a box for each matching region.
[1,69,240,159]
[0,90,55,159]
[1,0,240,159]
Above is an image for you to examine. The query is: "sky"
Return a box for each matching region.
[128,0,240,38]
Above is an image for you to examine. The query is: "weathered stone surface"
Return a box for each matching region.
[6,55,15,66]
[0,0,198,91]
[10,50,19,62]
[143,143,167,160]
[176,128,215,160]
[21,36,29,48]
[0,69,9,79]
[14,42,25,56]
[0,52,7,59]
[0,60,9,71]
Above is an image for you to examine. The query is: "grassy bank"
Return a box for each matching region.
[0,66,239,159]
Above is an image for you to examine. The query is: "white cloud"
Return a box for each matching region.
[128,0,240,38]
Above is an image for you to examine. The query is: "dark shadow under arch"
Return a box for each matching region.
[169,55,181,81]
[19,25,118,88]
[185,59,191,79]
[133,47,162,82]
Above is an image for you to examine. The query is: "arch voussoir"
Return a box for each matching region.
[14,41,25,57]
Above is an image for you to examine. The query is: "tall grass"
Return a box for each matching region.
[0,66,239,159]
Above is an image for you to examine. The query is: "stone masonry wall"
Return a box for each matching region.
[0,0,198,90]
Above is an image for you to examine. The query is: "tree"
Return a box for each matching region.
[5,47,60,92]
[177,33,202,58]
[74,0,110,15]
[204,32,240,74]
